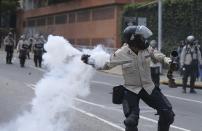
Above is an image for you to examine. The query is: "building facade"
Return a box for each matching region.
[17,0,146,48]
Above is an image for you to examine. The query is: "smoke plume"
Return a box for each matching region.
[0,35,110,131]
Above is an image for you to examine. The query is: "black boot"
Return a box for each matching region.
[190,89,197,94]
[182,87,186,93]
[125,127,138,131]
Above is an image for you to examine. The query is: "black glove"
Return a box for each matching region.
[81,54,90,64]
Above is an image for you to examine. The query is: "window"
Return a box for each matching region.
[47,16,54,25]
[77,38,90,45]
[69,13,75,23]
[27,19,35,27]
[37,17,46,26]
[92,6,114,21]
[55,14,67,24]
[23,21,26,27]
[77,10,90,22]
[68,39,75,44]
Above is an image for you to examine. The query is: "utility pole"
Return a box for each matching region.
[158,0,163,73]
[158,0,162,51]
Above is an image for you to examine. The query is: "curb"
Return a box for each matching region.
[100,69,202,89]
[160,79,202,89]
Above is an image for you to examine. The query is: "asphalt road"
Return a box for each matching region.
[0,51,202,131]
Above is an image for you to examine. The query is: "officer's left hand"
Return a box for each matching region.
[81,54,90,64]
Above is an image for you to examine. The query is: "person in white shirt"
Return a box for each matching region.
[4,32,14,64]
[17,35,29,67]
[180,35,201,93]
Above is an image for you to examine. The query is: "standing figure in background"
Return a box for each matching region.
[177,40,185,76]
[180,35,201,93]
[4,32,15,64]
[27,37,34,59]
[17,35,29,67]
[150,40,161,88]
[32,34,44,68]
[177,40,185,56]
[40,35,47,52]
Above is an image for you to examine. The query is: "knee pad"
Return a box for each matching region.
[124,114,139,127]
[159,109,175,125]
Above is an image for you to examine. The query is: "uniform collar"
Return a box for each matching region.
[126,44,138,56]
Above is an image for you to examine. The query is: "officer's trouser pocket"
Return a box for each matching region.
[112,85,125,104]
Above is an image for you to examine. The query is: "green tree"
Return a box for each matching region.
[0,0,19,29]
[0,0,19,13]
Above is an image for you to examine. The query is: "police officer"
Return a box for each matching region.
[81,25,175,131]
[150,40,161,88]
[32,34,44,68]
[4,32,15,64]
[27,37,34,59]
[17,35,29,67]
[180,35,201,93]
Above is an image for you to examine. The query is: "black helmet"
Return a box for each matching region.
[8,32,12,36]
[123,25,153,50]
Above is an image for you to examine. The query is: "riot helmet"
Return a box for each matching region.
[150,40,157,48]
[186,35,195,46]
[20,35,25,40]
[8,32,13,36]
[123,25,153,50]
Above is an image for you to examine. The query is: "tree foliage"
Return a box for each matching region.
[0,0,19,13]
[121,0,202,55]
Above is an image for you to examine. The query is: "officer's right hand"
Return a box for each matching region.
[81,54,90,64]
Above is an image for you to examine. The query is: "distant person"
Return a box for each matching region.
[27,37,34,59]
[17,35,29,67]
[180,35,201,93]
[40,35,47,52]
[4,32,15,64]
[32,34,44,68]
[150,40,161,88]
[177,40,185,56]
[177,41,185,76]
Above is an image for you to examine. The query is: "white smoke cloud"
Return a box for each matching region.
[0,35,110,131]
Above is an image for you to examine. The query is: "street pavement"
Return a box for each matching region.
[0,50,202,131]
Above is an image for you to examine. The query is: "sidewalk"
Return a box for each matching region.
[102,66,202,89]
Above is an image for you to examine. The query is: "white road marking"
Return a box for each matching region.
[72,106,125,131]
[75,98,191,131]
[29,66,193,131]
[91,80,114,86]
[25,84,124,130]
[91,80,202,104]
[165,94,202,104]
[24,82,35,90]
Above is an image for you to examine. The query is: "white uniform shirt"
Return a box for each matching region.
[17,39,29,52]
[4,36,14,46]
[180,45,201,66]
[103,44,171,94]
